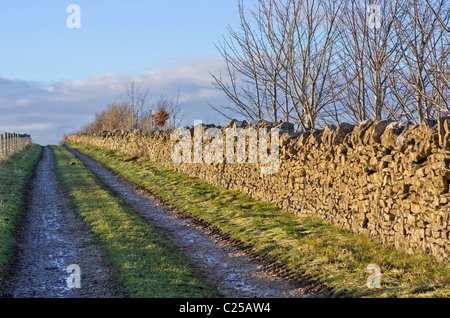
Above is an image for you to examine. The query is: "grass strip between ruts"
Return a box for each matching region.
[64,140,450,298]
[51,145,216,298]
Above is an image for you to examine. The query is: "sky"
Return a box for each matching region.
[0,1,253,145]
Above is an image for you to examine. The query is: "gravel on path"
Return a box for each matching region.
[67,146,316,298]
[4,146,124,298]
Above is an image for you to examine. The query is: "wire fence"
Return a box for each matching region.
[0,133,32,160]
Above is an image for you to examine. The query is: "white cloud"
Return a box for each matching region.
[0,56,229,145]
[14,98,31,107]
[0,122,57,132]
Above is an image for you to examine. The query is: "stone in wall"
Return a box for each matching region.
[67,117,450,262]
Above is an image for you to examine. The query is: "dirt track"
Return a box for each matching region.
[67,147,314,298]
[3,146,123,298]
[3,145,316,298]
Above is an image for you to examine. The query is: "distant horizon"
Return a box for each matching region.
[0,1,255,145]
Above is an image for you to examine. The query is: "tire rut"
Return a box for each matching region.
[67,147,317,298]
[3,146,124,298]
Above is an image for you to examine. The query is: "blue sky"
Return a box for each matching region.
[0,0,240,82]
[0,1,253,144]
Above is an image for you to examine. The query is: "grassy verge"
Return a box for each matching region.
[0,144,42,279]
[64,141,450,298]
[50,145,217,298]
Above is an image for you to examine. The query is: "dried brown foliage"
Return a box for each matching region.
[153,106,170,128]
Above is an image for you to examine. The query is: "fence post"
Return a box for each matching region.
[0,133,32,159]
[6,133,8,156]
[6,133,9,157]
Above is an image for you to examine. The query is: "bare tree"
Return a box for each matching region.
[336,0,370,123]
[254,0,346,130]
[210,0,273,122]
[425,0,450,33]
[210,0,345,131]
[249,0,294,123]
[153,88,185,129]
[336,0,406,123]
[393,0,450,123]
[125,81,152,130]
[423,0,450,114]
[210,0,449,128]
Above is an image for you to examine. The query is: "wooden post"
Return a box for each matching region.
[5,133,9,157]
[0,133,32,158]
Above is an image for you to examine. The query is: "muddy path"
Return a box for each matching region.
[3,146,124,298]
[67,147,318,298]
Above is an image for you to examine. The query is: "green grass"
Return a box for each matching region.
[0,144,42,279]
[64,140,450,298]
[50,145,217,298]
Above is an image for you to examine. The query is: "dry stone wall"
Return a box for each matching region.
[67,118,450,262]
